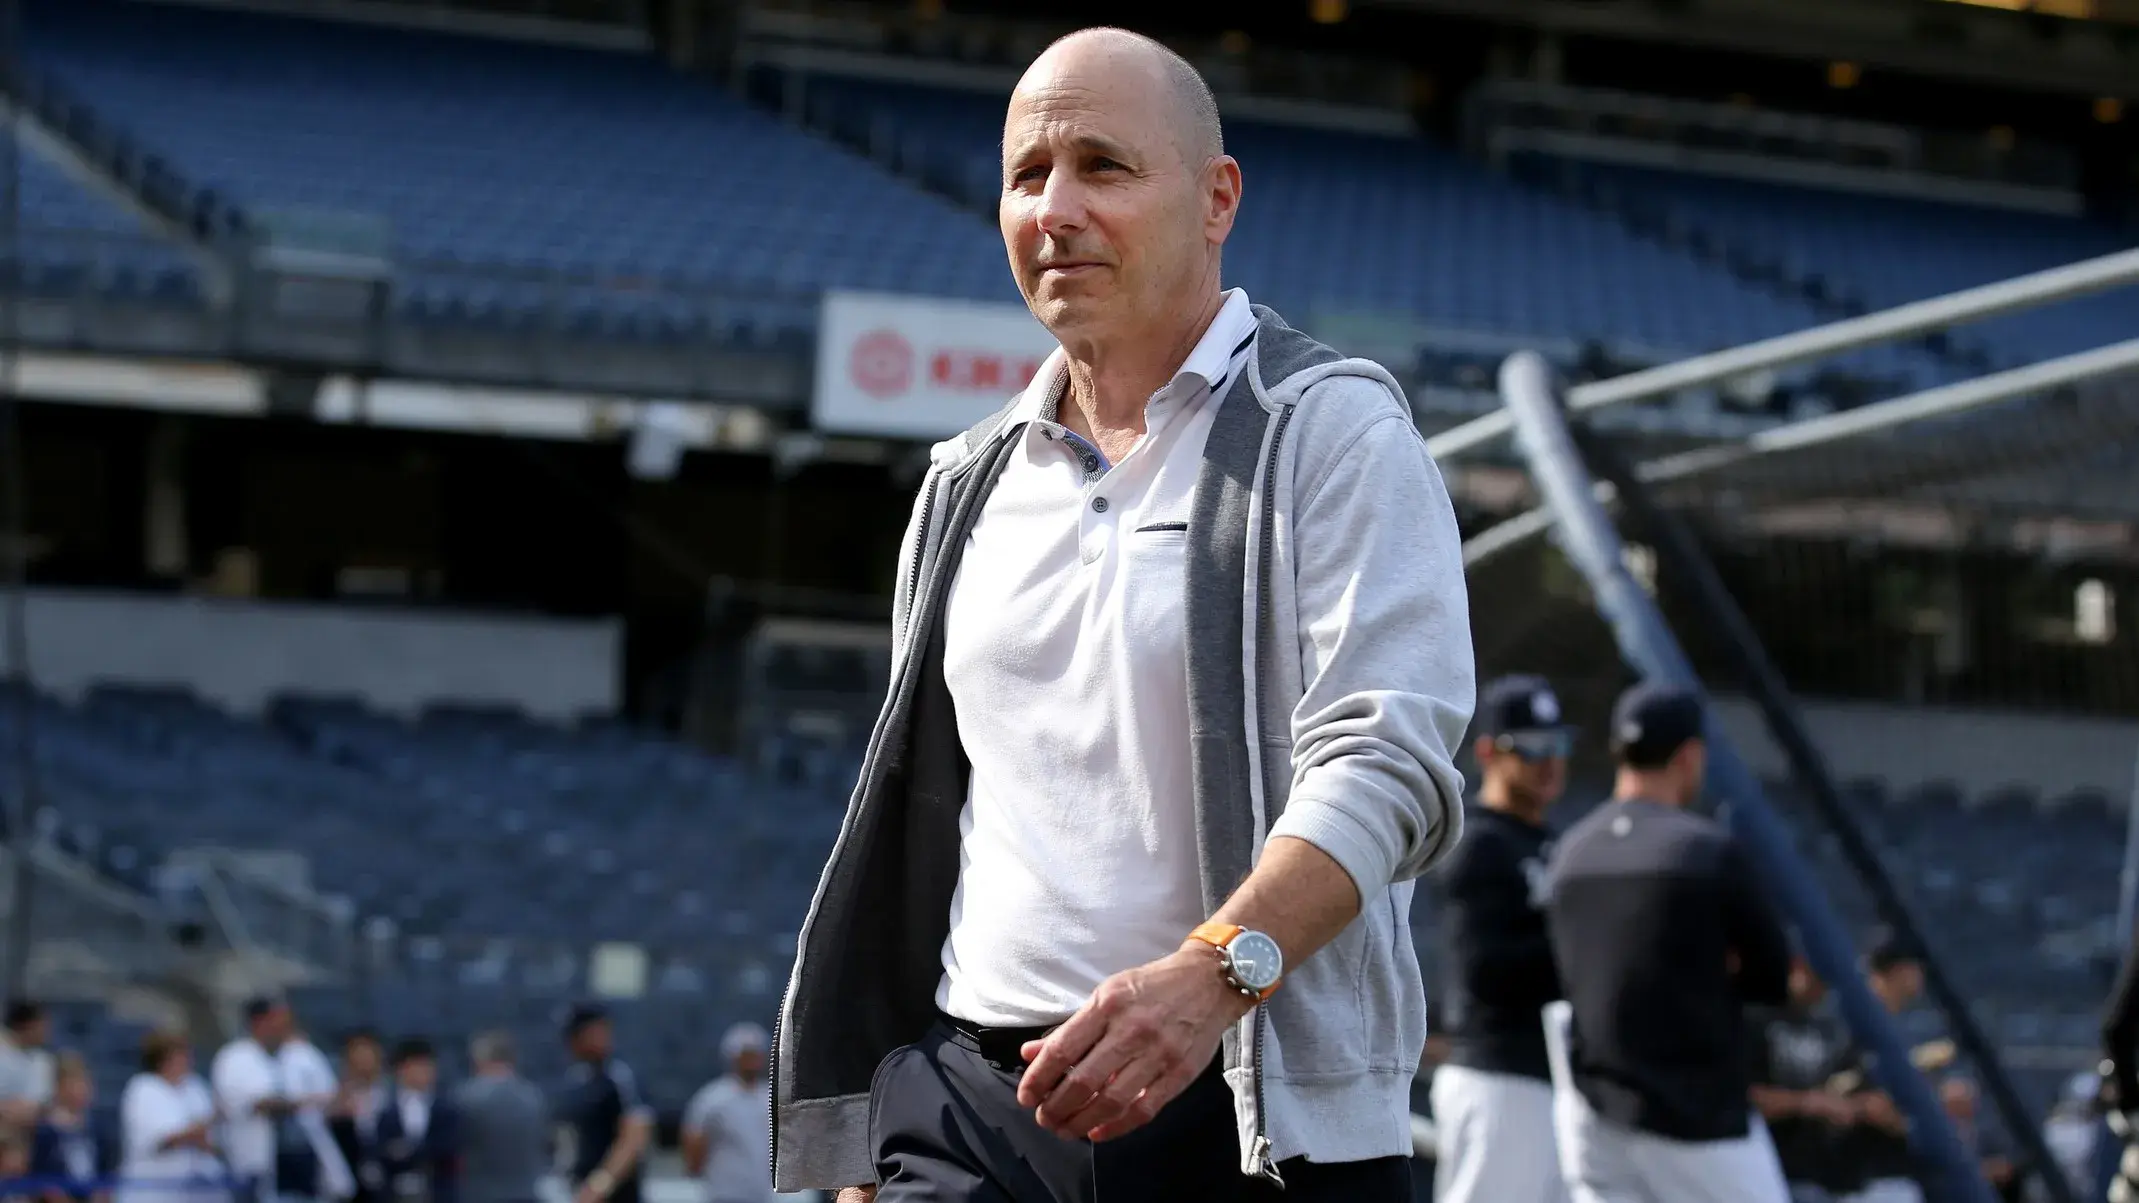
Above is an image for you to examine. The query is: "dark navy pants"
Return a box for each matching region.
[869,1015,1412,1203]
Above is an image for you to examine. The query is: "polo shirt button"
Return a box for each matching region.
[1091,497,1109,513]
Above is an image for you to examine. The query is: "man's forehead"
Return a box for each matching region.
[1005,55,1171,153]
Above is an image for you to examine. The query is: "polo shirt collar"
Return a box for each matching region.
[1013,288,1257,426]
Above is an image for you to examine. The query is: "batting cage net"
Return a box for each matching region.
[1457,364,2139,1127]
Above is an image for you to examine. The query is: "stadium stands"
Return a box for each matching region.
[12,131,199,304]
[791,72,1946,395]
[1545,159,2139,368]
[10,0,1941,388]
[0,677,2120,1112]
[23,0,1014,345]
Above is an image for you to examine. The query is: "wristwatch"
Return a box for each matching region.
[1189,922,1284,1002]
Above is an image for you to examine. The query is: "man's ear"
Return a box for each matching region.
[1204,155,1242,245]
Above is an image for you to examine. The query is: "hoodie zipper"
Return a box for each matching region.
[1245,402,1294,1188]
[768,463,946,1186]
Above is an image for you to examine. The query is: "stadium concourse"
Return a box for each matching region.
[0,0,2134,1201]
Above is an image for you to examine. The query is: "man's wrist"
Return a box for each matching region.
[1178,939,1263,1019]
[586,1170,616,1196]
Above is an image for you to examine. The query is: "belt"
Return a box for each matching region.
[936,1010,1058,1071]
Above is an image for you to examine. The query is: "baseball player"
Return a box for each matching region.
[1429,674,1574,1203]
[1543,682,1793,1203]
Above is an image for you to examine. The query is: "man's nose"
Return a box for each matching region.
[1034,173,1086,238]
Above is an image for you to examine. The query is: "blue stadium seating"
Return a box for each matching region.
[17,2,1939,386]
[13,132,199,303]
[1553,160,2138,367]
[24,0,1016,344]
[0,679,2118,1114]
[794,74,1945,393]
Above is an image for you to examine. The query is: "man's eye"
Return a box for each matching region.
[1091,157,1124,172]
[1012,165,1048,185]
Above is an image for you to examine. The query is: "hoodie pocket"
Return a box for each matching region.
[1271,914,1370,1076]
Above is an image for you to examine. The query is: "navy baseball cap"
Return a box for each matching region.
[1609,681,1705,768]
[1478,674,1574,761]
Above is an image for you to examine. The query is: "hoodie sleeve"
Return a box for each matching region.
[1266,390,1476,896]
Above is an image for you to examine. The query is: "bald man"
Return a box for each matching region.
[771,27,1474,1203]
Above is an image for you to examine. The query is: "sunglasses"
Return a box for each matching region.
[1493,730,1574,763]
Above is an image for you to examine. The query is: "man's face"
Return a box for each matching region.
[254,1005,293,1047]
[1476,735,1568,813]
[733,1048,765,1083]
[572,1019,613,1062]
[999,44,1237,350]
[1875,961,1924,1010]
[345,1038,382,1081]
[16,1018,47,1051]
[396,1056,437,1096]
[1941,1078,1976,1123]
[1669,740,1709,805]
[1787,959,1825,1007]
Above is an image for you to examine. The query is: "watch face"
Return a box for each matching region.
[1228,931,1284,992]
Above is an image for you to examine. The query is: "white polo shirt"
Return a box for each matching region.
[936,288,1259,1027]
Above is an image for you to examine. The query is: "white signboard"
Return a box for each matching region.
[813,290,1059,440]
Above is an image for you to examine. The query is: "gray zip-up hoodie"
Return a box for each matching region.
[771,305,1476,1190]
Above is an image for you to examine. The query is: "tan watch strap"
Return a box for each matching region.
[1188,922,1279,1001]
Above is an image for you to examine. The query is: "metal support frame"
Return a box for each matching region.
[1497,350,1998,1203]
[1571,407,2075,1203]
[1465,334,2139,568]
[1432,246,2139,464]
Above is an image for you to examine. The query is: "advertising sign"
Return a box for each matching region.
[813,290,1058,440]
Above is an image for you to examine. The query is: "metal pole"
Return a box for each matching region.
[2121,743,2139,953]
[1572,405,2074,1203]
[1459,335,2139,570]
[1496,350,2000,1203]
[0,0,31,1005]
[1429,247,2139,463]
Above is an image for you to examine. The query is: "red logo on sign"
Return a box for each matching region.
[931,350,1046,393]
[850,329,915,399]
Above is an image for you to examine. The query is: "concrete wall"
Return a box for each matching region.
[19,588,620,721]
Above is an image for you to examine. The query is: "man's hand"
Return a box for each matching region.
[1855,1091,1907,1135]
[1799,1092,1855,1126]
[832,1189,877,1203]
[1016,941,1256,1143]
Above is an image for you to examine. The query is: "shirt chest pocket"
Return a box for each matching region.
[1116,523,1188,660]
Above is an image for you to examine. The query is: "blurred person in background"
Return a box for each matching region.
[2101,924,2139,1203]
[1746,956,1860,1203]
[32,1053,114,1203]
[1827,934,1925,1203]
[555,1006,648,1203]
[212,997,351,1203]
[1936,1076,2017,1202]
[284,1032,354,1203]
[373,1040,454,1203]
[0,1003,53,1130]
[120,1030,221,1203]
[1428,674,1573,1203]
[329,1032,388,1203]
[2036,1071,2098,1203]
[1544,683,1793,1203]
[1,1132,36,1203]
[451,1033,544,1203]
[681,1023,771,1203]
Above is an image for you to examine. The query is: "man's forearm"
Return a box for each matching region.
[594,1118,650,1184]
[1206,835,1364,969]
